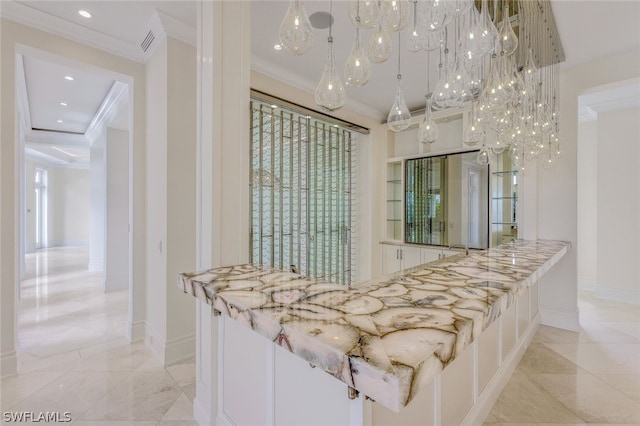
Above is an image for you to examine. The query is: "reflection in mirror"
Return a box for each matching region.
[405,151,489,249]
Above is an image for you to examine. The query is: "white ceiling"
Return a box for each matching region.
[0,0,640,166]
[23,55,115,134]
[251,0,640,119]
[15,0,197,45]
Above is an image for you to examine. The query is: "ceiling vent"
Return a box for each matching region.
[140,30,155,53]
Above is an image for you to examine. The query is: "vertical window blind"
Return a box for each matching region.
[250,99,355,285]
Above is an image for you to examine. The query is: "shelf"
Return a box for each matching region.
[492,222,518,225]
[387,179,402,183]
[492,196,517,200]
[386,199,402,203]
[492,170,518,176]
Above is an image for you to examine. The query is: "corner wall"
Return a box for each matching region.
[537,48,640,330]
[145,37,197,365]
[1,18,146,376]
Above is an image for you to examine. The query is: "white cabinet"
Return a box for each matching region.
[382,244,422,275]
[384,244,463,274]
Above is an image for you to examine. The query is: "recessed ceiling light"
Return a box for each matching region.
[59,102,68,106]
[64,76,74,81]
[274,44,282,51]
[57,120,63,123]
[271,104,278,109]
[78,10,92,18]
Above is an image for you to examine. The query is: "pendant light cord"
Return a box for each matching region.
[397,32,402,79]
[329,0,333,41]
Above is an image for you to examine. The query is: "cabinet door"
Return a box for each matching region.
[401,246,423,270]
[382,245,401,275]
[421,247,442,264]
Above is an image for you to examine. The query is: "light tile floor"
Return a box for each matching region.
[485,292,640,426]
[2,247,638,425]
[1,247,196,426]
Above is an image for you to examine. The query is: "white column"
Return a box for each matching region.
[194,0,250,423]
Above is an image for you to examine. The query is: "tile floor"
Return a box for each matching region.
[485,292,640,426]
[1,246,638,425]
[1,246,196,425]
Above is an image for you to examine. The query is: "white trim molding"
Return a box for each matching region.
[539,305,580,332]
[1,350,18,378]
[594,286,640,306]
[1,1,142,62]
[145,324,196,367]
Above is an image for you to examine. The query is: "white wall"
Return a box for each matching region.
[48,166,90,247]
[1,18,147,376]
[105,128,129,292]
[577,120,598,290]
[145,37,197,365]
[535,48,640,331]
[596,107,640,304]
[24,159,91,249]
[146,39,169,355]
[89,131,106,272]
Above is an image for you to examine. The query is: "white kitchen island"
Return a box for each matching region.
[180,240,569,426]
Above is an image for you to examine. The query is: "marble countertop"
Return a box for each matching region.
[179,239,569,412]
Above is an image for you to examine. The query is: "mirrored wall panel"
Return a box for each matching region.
[405,151,489,249]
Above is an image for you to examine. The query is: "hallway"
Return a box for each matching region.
[2,247,196,425]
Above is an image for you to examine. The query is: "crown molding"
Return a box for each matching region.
[15,54,32,133]
[157,10,196,47]
[578,106,598,123]
[25,130,88,147]
[85,81,129,143]
[587,94,640,114]
[1,0,144,63]
[251,53,385,122]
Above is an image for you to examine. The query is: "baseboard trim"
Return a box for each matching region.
[129,320,146,341]
[539,305,580,331]
[145,324,195,366]
[216,412,236,426]
[578,277,597,291]
[87,261,104,272]
[193,395,214,425]
[595,286,640,306]
[461,313,541,426]
[164,333,196,366]
[1,350,18,378]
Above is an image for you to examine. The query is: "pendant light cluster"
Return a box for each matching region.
[279,0,412,114]
[278,0,564,168]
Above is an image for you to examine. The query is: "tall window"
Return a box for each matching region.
[34,168,48,249]
[250,99,355,285]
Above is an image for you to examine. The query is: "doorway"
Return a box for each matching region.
[16,47,135,362]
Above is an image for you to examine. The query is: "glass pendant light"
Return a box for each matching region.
[348,0,380,29]
[418,97,438,143]
[477,142,491,165]
[432,46,458,109]
[449,0,472,17]
[315,2,346,111]
[463,103,484,146]
[381,0,410,33]
[406,1,424,52]
[497,1,518,56]
[278,0,313,55]
[421,0,452,32]
[344,26,372,86]
[478,0,497,57]
[387,34,411,132]
[522,48,539,98]
[368,23,393,62]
